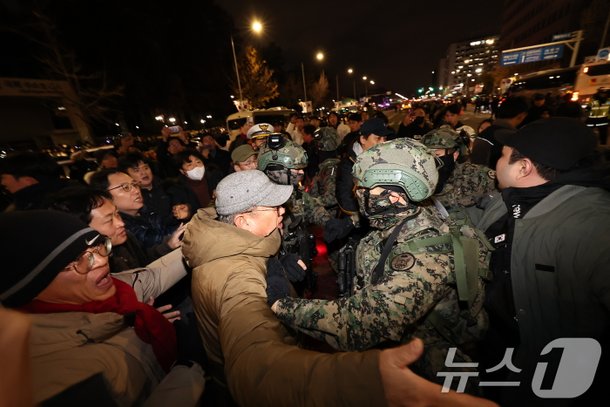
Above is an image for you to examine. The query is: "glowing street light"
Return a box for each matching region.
[362,76,369,97]
[347,67,356,98]
[231,19,264,106]
[315,51,325,62]
[370,80,375,85]
[251,19,263,34]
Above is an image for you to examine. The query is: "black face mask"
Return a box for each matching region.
[435,154,456,194]
[413,116,425,126]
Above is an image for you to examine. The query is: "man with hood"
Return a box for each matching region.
[468,118,610,406]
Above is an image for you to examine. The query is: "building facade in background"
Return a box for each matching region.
[0,77,92,150]
[499,0,609,74]
[439,36,500,96]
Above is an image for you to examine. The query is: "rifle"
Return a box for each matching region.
[337,238,357,297]
[282,225,317,296]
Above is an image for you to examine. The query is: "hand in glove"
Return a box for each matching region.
[323,217,355,243]
[279,253,307,282]
[266,263,291,306]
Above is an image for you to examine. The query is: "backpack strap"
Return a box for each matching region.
[370,213,417,285]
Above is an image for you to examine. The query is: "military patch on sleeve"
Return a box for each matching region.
[487,170,496,180]
[390,253,416,271]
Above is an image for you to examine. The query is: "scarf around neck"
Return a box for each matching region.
[21,278,176,372]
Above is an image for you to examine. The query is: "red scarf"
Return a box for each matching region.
[21,278,176,372]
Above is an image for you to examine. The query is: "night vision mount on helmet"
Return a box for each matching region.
[257,138,308,171]
[314,127,339,152]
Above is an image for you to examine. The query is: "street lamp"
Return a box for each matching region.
[362,76,369,97]
[301,62,308,101]
[230,35,243,102]
[251,19,263,34]
[301,52,326,106]
[347,67,356,99]
[231,19,264,108]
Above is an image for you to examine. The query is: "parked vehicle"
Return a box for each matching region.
[225,107,295,142]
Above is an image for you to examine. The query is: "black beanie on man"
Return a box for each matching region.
[0,210,99,307]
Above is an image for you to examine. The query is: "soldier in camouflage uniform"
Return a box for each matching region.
[421,126,497,209]
[271,138,491,385]
[258,138,335,294]
[308,127,340,209]
[257,138,332,226]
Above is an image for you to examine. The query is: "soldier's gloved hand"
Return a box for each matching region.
[268,255,306,283]
[278,253,306,282]
[266,262,291,306]
[323,217,355,243]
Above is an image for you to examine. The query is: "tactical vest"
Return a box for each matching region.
[377,207,493,345]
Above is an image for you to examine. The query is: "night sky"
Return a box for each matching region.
[221,0,504,95]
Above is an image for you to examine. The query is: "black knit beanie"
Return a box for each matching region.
[0,210,100,307]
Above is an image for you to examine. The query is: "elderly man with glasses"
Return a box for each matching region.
[0,210,205,406]
[181,170,496,407]
[90,169,185,252]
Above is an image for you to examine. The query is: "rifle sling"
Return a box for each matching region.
[371,214,414,285]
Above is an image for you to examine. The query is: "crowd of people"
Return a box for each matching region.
[0,95,609,407]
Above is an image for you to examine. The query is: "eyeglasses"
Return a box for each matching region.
[107,181,140,193]
[244,206,281,215]
[71,236,112,274]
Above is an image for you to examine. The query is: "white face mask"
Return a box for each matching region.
[186,166,205,181]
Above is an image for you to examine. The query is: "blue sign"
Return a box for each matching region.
[501,51,521,66]
[501,45,564,66]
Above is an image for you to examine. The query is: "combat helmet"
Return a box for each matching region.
[314,127,339,152]
[257,139,308,171]
[352,138,438,202]
[420,125,460,149]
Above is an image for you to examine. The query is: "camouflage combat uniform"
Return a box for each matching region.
[421,126,497,208]
[258,139,333,227]
[286,188,332,227]
[308,127,341,209]
[273,138,490,382]
[436,162,497,207]
[308,158,340,208]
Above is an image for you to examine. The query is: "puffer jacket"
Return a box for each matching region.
[29,312,164,406]
[182,207,386,406]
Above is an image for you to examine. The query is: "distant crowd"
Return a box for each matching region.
[0,94,609,407]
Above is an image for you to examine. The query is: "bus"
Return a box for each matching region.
[225,107,295,142]
[573,60,610,103]
[507,66,579,100]
[507,60,610,104]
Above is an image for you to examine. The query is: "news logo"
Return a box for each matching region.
[437,338,601,399]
